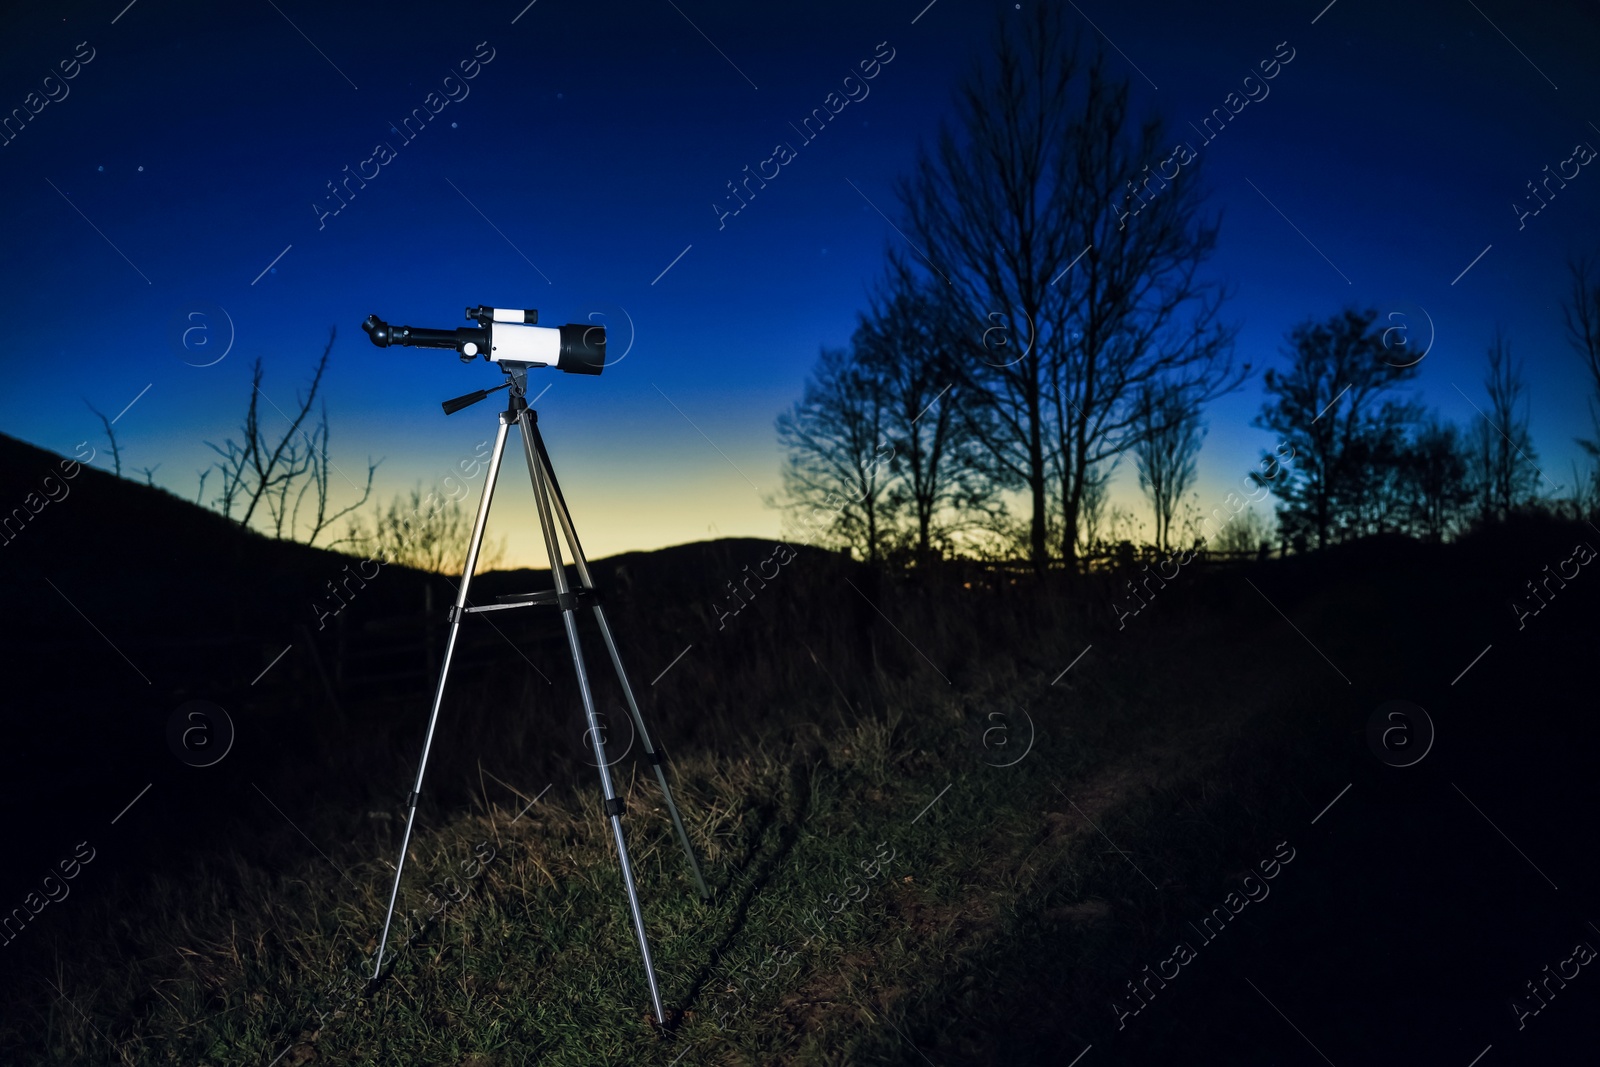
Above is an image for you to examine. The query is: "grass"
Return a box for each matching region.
[2,547,1369,1065]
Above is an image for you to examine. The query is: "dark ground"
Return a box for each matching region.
[2,429,1598,1064]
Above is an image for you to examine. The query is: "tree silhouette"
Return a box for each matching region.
[1564,258,1600,512]
[1467,330,1542,522]
[1400,417,1472,542]
[856,266,1006,559]
[892,6,1078,572]
[776,345,897,562]
[348,486,505,574]
[1131,381,1205,552]
[895,6,1239,572]
[1253,308,1419,549]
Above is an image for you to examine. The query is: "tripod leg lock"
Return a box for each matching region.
[604,796,626,818]
[549,588,601,612]
[406,790,420,810]
[646,750,666,767]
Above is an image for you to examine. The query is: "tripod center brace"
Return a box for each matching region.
[365,325,710,1026]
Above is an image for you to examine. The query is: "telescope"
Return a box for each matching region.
[362,306,605,374]
[359,300,706,1026]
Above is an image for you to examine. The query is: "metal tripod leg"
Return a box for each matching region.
[527,420,712,901]
[517,407,667,1025]
[372,412,514,979]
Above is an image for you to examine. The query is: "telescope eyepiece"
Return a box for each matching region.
[362,313,480,355]
[362,314,393,347]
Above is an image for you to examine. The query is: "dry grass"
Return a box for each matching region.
[0,552,1354,1064]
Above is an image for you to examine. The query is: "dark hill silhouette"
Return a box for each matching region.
[0,430,820,902]
[0,428,798,659]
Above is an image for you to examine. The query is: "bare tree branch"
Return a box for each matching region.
[201,326,380,543]
[85,402,122,477]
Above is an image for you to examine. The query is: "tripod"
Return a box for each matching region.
[370,365,709,1025]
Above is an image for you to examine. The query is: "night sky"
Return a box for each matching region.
[2,0,1597,564]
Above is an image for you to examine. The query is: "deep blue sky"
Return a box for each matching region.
[2,0,1597,562]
